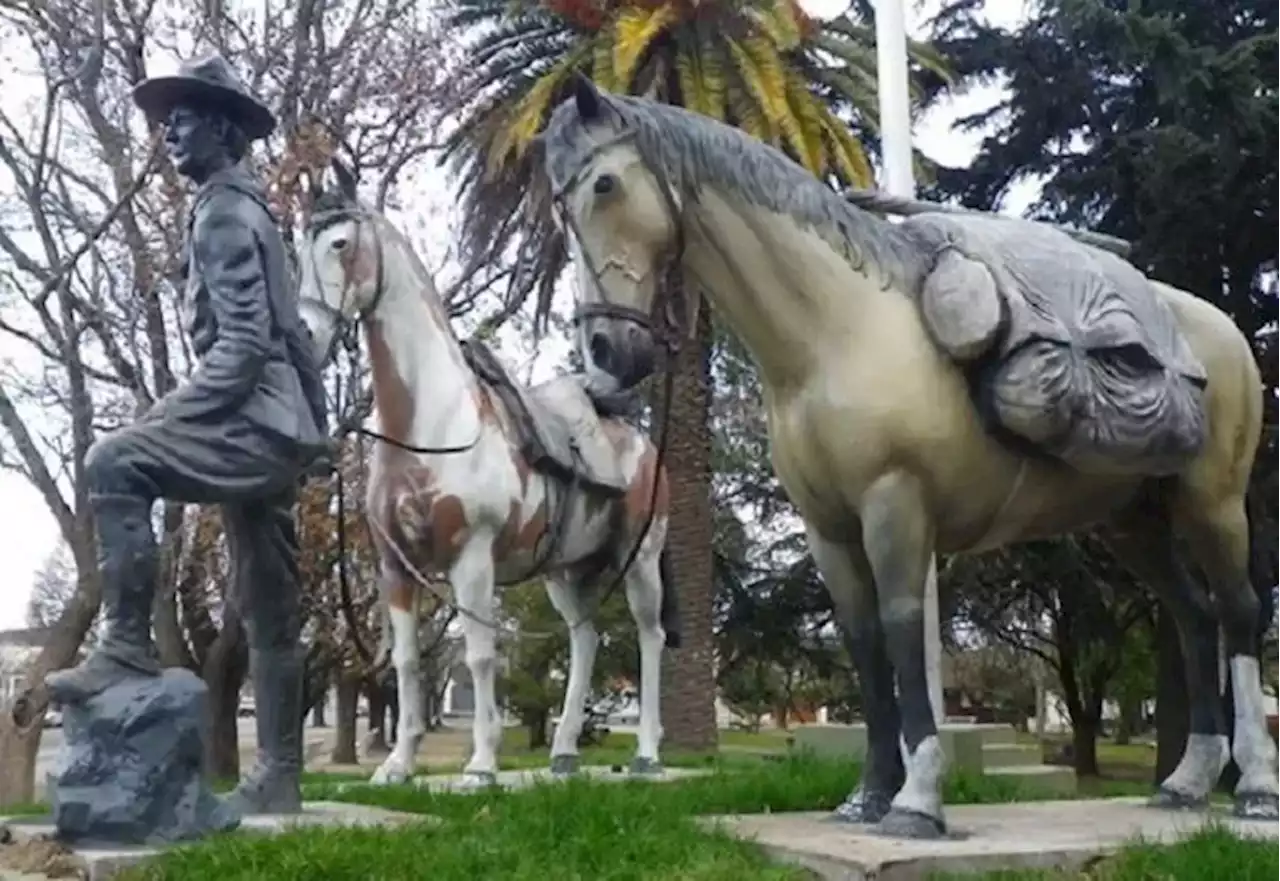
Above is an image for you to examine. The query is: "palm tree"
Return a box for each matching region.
[439,0,947,750]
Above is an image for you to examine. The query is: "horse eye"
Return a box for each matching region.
[593,174,617,196]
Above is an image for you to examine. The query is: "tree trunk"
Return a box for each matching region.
[366,681,388,754]
[422,676,438,732]
[204,668,244,781]
[1071,712,1102,778]
[525,708,549,749]
[331,673,359,765]
[311,692,327,728]
[655,307,719,752]
[200,609,247,781]
[1154,607,1189,785]
[1114,695,1142,746]
[0,720,43,807]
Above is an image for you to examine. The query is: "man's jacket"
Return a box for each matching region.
[164,165,328,456]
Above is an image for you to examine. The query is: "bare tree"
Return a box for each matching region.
[26,542,80,633]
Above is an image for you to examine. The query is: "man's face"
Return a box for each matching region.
[163,105,225,178]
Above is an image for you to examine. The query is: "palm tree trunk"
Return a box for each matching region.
[655,306,719,752]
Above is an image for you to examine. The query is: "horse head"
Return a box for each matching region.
[543,75,684,393]
[297,157,386,365]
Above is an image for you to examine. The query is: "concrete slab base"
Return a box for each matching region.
[0,801,433,881]
[409,764,710,793]
[702,797,1279,881]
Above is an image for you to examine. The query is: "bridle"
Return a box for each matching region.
[549,130,692,354]
[300,204,484,459]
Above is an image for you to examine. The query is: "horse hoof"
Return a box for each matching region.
[629,757,663,777]
[828,794,892,825]
[1147,787,1210,811]
[550,754,580,776]
[370,767,406,786]
[871,808,947,840]
[1233,791,1280,821]
[461,770,498,789]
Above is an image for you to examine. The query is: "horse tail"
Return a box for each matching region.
[659,546,682,649]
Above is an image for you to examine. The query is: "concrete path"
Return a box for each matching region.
[703,797,1279,881]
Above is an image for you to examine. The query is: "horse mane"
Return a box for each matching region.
[542,90,927,291]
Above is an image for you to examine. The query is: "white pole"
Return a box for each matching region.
[874,0,946,729]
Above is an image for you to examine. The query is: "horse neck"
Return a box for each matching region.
[363,239,480,450]
[683,191,916,391]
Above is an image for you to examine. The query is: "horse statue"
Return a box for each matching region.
[541,76,1277,837]
[295,159,680,787]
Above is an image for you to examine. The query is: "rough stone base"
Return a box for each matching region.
[701,797,1279,880]
[48,668,236,845]
[1,802,431,881]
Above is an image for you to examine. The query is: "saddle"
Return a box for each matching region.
[906,213,1209,477]
[460,339,632,497]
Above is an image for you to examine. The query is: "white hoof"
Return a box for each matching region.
[458,769,498,790]
[370,761,410,786]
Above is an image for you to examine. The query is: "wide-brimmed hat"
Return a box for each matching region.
[133,54,275,140]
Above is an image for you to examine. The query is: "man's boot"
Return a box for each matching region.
[225,647,304,814]
[46,494,160,704]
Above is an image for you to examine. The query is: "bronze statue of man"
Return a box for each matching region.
[45,55,329,815]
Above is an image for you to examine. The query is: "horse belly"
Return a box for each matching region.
[769,359,1142,551]
[491,477,619,584]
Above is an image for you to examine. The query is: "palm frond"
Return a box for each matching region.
[612,3,679,88]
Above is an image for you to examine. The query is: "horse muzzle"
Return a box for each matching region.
[587,321,656,390]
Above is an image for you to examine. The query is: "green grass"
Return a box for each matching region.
[930,825,1277,880]
[492,729,724,771]
[116,755,1042,881]
[0,800,47,817]
[43,755,1278,881]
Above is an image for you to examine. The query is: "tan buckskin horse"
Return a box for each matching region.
[542,78,1277,838]
[296,161,679,788]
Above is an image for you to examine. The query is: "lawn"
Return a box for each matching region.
[106,752,1271,881]
[5,730,1263,880]
[932,825,1277,881]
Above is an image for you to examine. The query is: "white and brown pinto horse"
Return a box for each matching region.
[296,162,679,787]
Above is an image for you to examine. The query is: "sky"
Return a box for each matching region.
[0,0,1036,631]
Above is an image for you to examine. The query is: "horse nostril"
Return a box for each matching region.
[589,332,614,372]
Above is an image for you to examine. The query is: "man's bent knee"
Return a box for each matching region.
[84,432,146,497]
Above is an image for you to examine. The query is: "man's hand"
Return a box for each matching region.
[300,437,340,482]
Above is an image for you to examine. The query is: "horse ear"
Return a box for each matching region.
[572,73,603,120]
[303,166,323,202]
[331,157,358,202]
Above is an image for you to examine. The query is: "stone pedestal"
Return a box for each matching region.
[702,798,1280,881]
[48,668,239,845]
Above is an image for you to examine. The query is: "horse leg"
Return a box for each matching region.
[454,538,502,787]
[1177,497,1279,819]
[371,578,423,786]
[857,472,946,839]
[1107,512,1227,808]
[805,523,904,823]
[623,552,666,775]
[547,576,598,776]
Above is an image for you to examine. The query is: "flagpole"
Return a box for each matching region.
[874,0,946,729]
